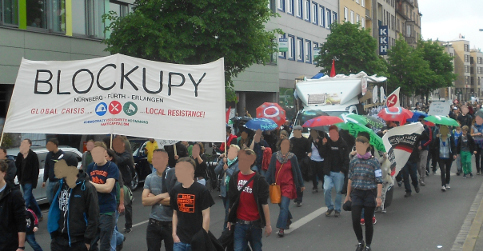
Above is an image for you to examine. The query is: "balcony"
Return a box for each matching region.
[365,9,371,20]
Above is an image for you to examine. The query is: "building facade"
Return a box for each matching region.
[372,0,396,53]
[0,0,135,118]
[470,49,483,98]
[395,0,421,48]
[339,0,366,27]
[449,40,472,101]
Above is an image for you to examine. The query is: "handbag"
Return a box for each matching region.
[269,163,283,204]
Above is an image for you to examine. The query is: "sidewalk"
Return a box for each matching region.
[456,177,483,251]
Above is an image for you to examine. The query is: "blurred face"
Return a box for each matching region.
[46,141,57,152]
[112,138,125,153]
[175,161,195,185]
[0,150,6,159]
[329,129,339,142]
[280,139,290,154]
[310,129,318,139]
[280,133,286,140]
[241,131,248,140]
[293,129,302,138]
[227,145,238,160]
[152,151,169,173]
[20,140,31,154]
[476,115,483,126]
[91,146,107,165]
[149,138,155,143]
[192,144,201,158]
[355,141,370,155]
[86,141,94,152]
[238,150,256,172]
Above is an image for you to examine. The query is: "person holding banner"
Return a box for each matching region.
[432,126,457,191]
[145,139,159,172]
[42,138,64,205]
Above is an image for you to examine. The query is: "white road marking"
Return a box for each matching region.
[132,220,149,228]
[284,206,328,234]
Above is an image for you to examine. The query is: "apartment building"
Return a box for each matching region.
[448,40,472,101]
[470,49,483,97]
[372,0,396,52]
[339,0,366,27]
[0,0,135,118]
[395,0,422,48]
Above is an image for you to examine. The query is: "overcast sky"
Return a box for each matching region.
[419,0,483,50]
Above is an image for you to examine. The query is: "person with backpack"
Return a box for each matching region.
[227,148,271,251]
[457,125,477,178]
[215,145,240,229]
[25,207,42,251]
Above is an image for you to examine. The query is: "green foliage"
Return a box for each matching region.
[387,36,433,96]
[103,0,280,102]
[0,133,14,148]
[315,22,387,76]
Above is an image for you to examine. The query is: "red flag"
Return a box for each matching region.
[330,59,336,77]
[225,106,231,123]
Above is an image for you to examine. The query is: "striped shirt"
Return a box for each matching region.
[348,157,383,190]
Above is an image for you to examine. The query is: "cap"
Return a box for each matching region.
[293,125,303,130]
[453,107,458,110]
[343,200,352,211]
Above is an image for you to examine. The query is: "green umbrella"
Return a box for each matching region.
[363,115,386,129]
[340,113,367,125]
[337,122,385,152]
[424,115,459,127]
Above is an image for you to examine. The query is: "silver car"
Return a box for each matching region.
[8,146,83,205]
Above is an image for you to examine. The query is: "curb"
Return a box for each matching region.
[452,180,483,251]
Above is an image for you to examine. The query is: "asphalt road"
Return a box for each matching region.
[30,163,483,251]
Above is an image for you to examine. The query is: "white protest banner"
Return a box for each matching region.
[428,101,451,116]
[382,123,424,177]
[386,87,400,107]
[4,54,226,142]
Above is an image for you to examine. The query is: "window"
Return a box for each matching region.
[72,0,87,35]
[278,0,285,11]
[1,0,18,25]
[305,0,310,21]
[297,37,304,62]
[311,2,317,24]
[287,0,294,14]
[361,0,365,7]
[350,10,354,24]
[312,42,319,64]
[344,7,348,22]
[305,39,311,63]
[89,0,107,38]
[326,8,331,28]
[333,11,337,23]
[110,1,129,18]
[356,14,360,24]
[356,0,359,4]
[319,5,325,27]
[296,0,303,18]
[288,34,295,60]
[27,0,66,32]
[466,76,469,85]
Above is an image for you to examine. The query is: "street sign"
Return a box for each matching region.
[379,25,388,55]
[279,38,288,52]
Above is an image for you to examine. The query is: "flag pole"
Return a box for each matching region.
[110,134,113,149]
[0,131,4,147]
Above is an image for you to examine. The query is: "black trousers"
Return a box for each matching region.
[310,160,324,189]
[475,146,483,173]
[439,158,452,186]
[146,220,173,251]
[124,186,133,229]
[294,159,304,203]
[51,236,88,251]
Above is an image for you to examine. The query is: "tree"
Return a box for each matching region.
[387,36,433,98]
[416,39,457,102]
[103,0,280,101]
[315,22,387,76]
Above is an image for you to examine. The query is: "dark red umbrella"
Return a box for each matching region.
[377,107,413,125]
[256,102,286,127]
[302,115,344,131]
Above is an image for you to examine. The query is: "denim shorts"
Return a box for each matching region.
[350,189,377,207]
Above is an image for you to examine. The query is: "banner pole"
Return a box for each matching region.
[110,134,113,149]
[173,143,177,156]
[0,131,4,147]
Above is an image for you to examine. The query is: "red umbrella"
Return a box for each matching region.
[378,107,413,125]
[302,116,344,130]
[256,102,286,127]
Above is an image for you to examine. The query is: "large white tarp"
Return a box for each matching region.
[4,54,226,142]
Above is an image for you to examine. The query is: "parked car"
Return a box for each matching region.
[130,139,152,191]
[8,146,82,205]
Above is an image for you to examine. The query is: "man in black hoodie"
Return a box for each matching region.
[323,125,349,217]
[42,138,65,205]
[113,136,134,234]
[16,139,42,220]
[48,153,99,251]
[402,140,421,198]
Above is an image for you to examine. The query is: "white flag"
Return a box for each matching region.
[386,87,400,107]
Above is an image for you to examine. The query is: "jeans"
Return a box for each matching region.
[402,161,419,193]
[439,158,453,186]
[461,151,473,175]
[46,180,59,205]
[233,222,263,251]
[124,187,133,229]
[92,214,115,251]
[418,150,428,182]
[173,242,191,251]
[26,233,43,251]
[324,171,345,211]
[110,211,124,251]
[22,183,42,218]
[455,154,462,174]
[146,220,173,251]
[310,160,324,189]
[276,195,292,229]
[222,196,230,229]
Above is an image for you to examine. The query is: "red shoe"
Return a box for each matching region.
[360,218,365,226]
[372,216,377,225]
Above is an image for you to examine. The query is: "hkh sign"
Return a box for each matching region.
[379,25,388,55]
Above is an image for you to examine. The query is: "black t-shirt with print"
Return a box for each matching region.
[169,181,214,244]
[57,182,72,234]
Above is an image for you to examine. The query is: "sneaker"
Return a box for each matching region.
[116,236,126,251]
[334,211,341,217]
[433,170,437,175]
[277,229,284,237]
[286,219,292,229]
[124,228,132,234]
[463,174,467,178]
[441,186,446,192]
[296,202,302,207]
[404,192,411,198]
[397,181,402,187]
[325,209,334,217]
[364,246,372,251]
[457,172,461,176]
[420,181,426,186]
[38,216,44,222]
[415,186,420,193]
[312,188,318,193]
[355,240,365,251]
[478,172,481,175]
[372,216,377,225]
[360,218,365,226]
[426,170,430,176]
[446,184,450,189]
[471,173,474,177]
